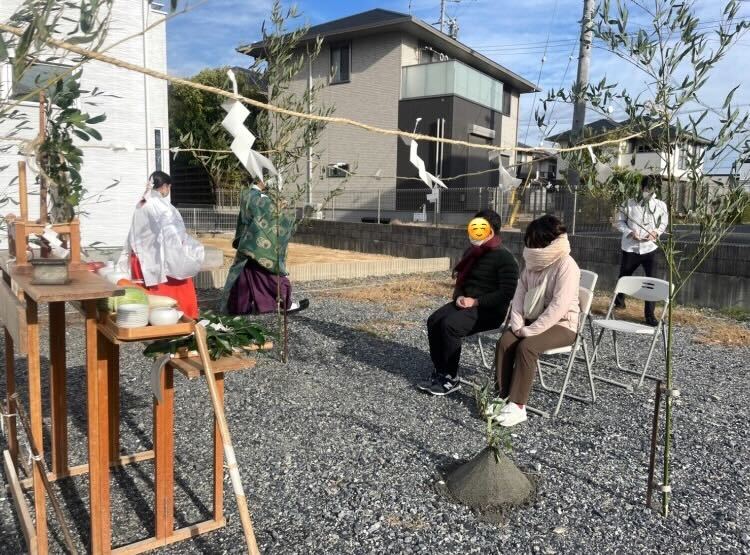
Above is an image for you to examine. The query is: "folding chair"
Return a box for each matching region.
[532,285,597,418]
[476,315,509,370]
[590,276,671,390]
[477,271,597,370]
[579,270,598,346]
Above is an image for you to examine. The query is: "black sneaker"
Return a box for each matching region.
[286,299,310,314]
[645,316,658,327]
[417,373,438,392]
[427,375,461,396]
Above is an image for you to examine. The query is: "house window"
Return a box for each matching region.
[330,43,351,84]
[502,89,511,116]
[637,143,655,153]
[327,163,349,178]
[5,61,70,101]
[154,129,163,172]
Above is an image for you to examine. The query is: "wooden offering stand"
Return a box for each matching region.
[1,249,264,553]
[6,161,83,269]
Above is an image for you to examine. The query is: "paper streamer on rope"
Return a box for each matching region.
[221,70,282,189]
[587,145,614,181]
[400,126,446,205]
[489,151,522,192]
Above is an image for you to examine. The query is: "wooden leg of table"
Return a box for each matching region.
[154,364,174,540]
[48,302,67,477]
[86,301,111,554]
[108,342,120,463]
[25,295,47,554]
[213,372,224,523]
[4,328,19,468]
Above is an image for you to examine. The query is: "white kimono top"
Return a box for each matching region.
[117,190,204,287]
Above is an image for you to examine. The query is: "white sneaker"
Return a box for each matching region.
[495,403,527,427]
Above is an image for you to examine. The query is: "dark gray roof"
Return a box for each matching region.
[238,9,539,94]
[547,118,711,146]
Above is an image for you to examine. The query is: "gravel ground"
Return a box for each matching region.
[1,273,749,554]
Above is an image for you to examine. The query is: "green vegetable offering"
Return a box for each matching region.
[143,311,272,360]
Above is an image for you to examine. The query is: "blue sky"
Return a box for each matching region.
[167,0,750,170]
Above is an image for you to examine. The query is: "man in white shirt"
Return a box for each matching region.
[613,176,668,326]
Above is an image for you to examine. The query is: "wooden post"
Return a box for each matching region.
[38,92,48,226]
[18,161,28,222]
[154,363,174,540]
[12,394,79,554]
[213,374,225,523]
[25,294,47,553]
[87,301,111,554]
[49,302,68,477]
[4,329,19,466]
[194,324,260,555]
[108,342,120,463]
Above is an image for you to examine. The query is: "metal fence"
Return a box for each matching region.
[182,186,616,234]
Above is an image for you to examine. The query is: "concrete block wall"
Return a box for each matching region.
[294,220,750,310]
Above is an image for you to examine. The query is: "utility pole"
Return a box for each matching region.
[568,0,595,234]
[439,0,446,33]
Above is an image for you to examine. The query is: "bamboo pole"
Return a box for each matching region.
[38,92,48,226]
[18,161,28,222]
[193,324,260,555]
[11,393,79,554]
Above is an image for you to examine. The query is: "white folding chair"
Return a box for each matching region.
[579,269,598,347]
[472,304,511,369]
[590,276,671,390]
[530,282,598,418]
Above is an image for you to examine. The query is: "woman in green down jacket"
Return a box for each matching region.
[220,179,309,315]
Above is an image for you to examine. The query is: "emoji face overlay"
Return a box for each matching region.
[467,218,492,242]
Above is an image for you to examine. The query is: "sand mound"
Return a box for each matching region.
[445,447,533,510]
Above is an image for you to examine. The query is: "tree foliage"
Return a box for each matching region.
[169,67,263,191]
[537,0,750,517]
[251,0,336,206]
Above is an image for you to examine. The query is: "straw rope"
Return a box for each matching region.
[0,22,661,156]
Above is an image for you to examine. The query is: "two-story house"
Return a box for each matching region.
[0,0,170,247]
[549,118,711,214]
[516,142,557,185]
[239,9,538,218]
[548,118,709,181]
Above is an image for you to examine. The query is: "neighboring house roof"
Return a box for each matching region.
[547,117,711,145]
[238,8,539,94]
[517,142,556,158]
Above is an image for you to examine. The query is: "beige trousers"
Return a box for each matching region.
[495,325,577,405]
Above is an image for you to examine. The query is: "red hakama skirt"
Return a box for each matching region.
[130,253,199,319]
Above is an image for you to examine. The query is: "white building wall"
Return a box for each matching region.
[0,0,170,247]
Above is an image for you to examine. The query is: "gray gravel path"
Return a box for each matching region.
[1,274,749,554]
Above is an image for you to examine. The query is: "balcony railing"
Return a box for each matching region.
[401,60,504,112]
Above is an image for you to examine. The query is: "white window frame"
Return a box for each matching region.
[1,59,74,107]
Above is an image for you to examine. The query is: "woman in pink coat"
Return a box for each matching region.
[493,215,580,427]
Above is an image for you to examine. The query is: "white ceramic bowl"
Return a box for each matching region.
[149,307,183,326]
[116,304,149,327]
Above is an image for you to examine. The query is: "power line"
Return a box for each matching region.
[522,0,559,144]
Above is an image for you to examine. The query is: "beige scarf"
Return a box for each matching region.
[522,234,571,272]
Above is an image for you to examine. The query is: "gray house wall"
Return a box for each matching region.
[288,32,403,210]
[282,30,526,215]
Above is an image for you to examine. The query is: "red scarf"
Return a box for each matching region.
[453,234,502,288]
